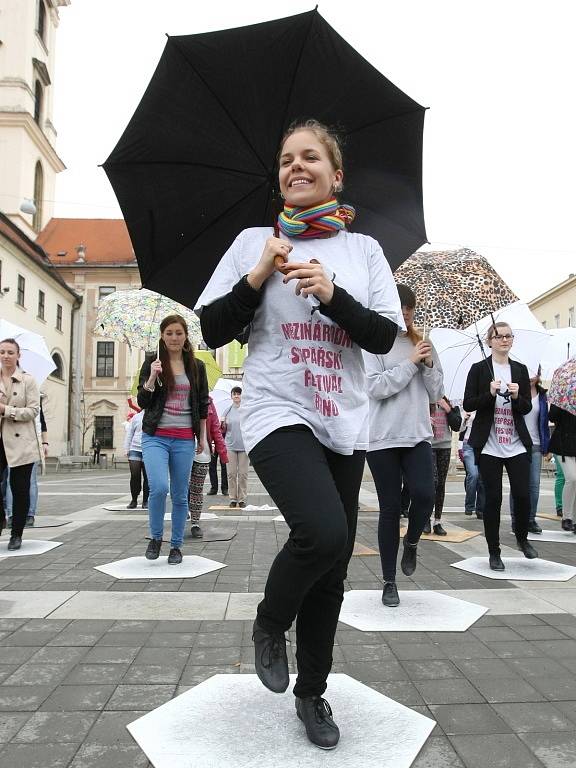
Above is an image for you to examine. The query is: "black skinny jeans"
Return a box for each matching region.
[367,442,434,582]
[249,425,365,699]
[0,440,33,537]
[208,452,228,493]
[129,460,149,504]
[477,452,530,553]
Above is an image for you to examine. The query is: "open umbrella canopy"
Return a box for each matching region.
[393,248,519,331]
[195,350,221,390]
[0,319,55,385]
[103,9,427,308]
[94,288,202,352]
[548,357,576,416]
[540,327,576,382]
[430,302,551,403]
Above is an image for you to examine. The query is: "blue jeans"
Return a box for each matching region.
[510,445,542,525]
[142,434,195,548]
[463,442,485,514]
[2,463,39,518]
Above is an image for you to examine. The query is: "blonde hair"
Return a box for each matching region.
[486,321,512,344]
[279,119,344,174]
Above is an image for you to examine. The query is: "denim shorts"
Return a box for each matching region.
[128,450,143,461]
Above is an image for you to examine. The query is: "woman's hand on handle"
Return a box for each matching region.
[282,259,335,304]
[410,341,433,366]
[489,379,501,396]
[147,359,162,388]
[247,237,293,290]
[508,382,519,399]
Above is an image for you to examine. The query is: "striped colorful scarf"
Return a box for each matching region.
[277,198,356,239]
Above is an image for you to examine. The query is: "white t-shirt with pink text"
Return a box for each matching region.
[482,362,526,458]
[195,227,403,455]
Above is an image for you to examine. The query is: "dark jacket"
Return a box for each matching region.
[535,387,551,454]
[463,356,532,460]
[137,357,209,438]
[548,405,576,459]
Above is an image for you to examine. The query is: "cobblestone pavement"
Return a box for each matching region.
[0,467,575,767]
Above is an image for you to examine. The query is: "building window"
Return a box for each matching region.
[51,352,64,380]
[17,275,25,306]
[37,1,47,42]
[33,161,43,232]
[98,286,115,302]
[37,290,45,320]
[96,341,114,377]
[94,415,114,449]
[56,303,62,331]
[569,307,575,328]
[34,81,43,125]
[555,314,561,328]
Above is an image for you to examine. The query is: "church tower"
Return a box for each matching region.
[0,0,69,238]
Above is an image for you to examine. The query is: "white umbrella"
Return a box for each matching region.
[210,378,242,419]
[0,319,55,385]
[430,302,551,403]
[540,327,576,382]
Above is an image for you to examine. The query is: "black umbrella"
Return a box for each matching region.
[103,9,427,308]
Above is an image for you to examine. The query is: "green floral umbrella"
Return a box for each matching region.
[94,288,202,352]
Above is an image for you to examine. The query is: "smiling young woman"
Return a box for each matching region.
[194,119,404,750]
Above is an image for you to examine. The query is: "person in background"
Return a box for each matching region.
[425,396,462,535]
[554,455,565,517]
[365,284,443,608]
[207,432,228,496]
[137,314,209,565]
[463,322,538,571]
[92,437,101,465]
[124,408,149,509]
[510,368,549,534]
[461,411,485,519]
[548,402,576,533]
[189,397,228,538]
[221,387,248,508]
[0,338,42,550]
[2,398,48,527]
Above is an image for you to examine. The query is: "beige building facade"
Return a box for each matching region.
[528,274,576,330]
[0,0,69,238]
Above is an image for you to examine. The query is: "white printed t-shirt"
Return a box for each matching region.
[482,362,526,458]
[194,227,403,455]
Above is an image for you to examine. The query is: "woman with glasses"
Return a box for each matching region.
[463,322,538,570]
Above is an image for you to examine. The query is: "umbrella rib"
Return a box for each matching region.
[346,107,426,137]
[143,180,270,285]
[103,159,267,180]
[169,38,269,175]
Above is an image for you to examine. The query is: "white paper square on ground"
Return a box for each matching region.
[94,555,226,580]
[451,557,576,581]
[128,674,435,768]
[339,590,487,632]
[0,540,63,558]
[516,530,576,544]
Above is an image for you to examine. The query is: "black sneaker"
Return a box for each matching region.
[145,538,162,560]
[252,618,289,693]
[528,522,542,534]
[206,489,217,496]
[476,512,484,520]
[295,696,340,750]
[489,553,505,571]
[126,500,138,509]
[422,519,432,535]
[25,516,35,527]
[433,522,447,536]
[557,507,563,517]
[382,582,400,607]
[222,490,229,497]
[465,509,474,516]
[7,535,22,551]
[238,501,247,508]
[561,519,573,532]
[190,524,203,539]
[229,501,238,508]
[168,547,182,564]
[518,540,538,559]
[400,536,418,576]
[142,500,148,509]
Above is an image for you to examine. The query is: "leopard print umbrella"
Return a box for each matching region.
[393,248,518,329]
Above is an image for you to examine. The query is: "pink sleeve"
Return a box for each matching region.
[209,402,228,462]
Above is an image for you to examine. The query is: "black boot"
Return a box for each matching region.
[517,540,539,559]
[126,499,138,509]
[145,538,162,560]
[382,581,400,607]
[252,618,289,693]
[7,535,22,551]
[400,536,418,576]
[295,696,340,750]
[489,552,505,571]
[206,489,217,496]
[422,519,431,535]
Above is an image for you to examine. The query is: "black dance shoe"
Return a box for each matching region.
[7,535,22,551]
[252,618,289,693]
[295,696,340,750]
[489,553,505,571]
[382,582,400,607]
[400,536,418,576]
[145,538,162,560]
[433,523,447,536]
[518,540,538,559]
[167,547,182,564]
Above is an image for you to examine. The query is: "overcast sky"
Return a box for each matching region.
[52,0,576,303]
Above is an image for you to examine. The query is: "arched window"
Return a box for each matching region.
[51,352,64,380]
[33,161,43,232]
[34,80,43,125]
[37,1,47,42]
